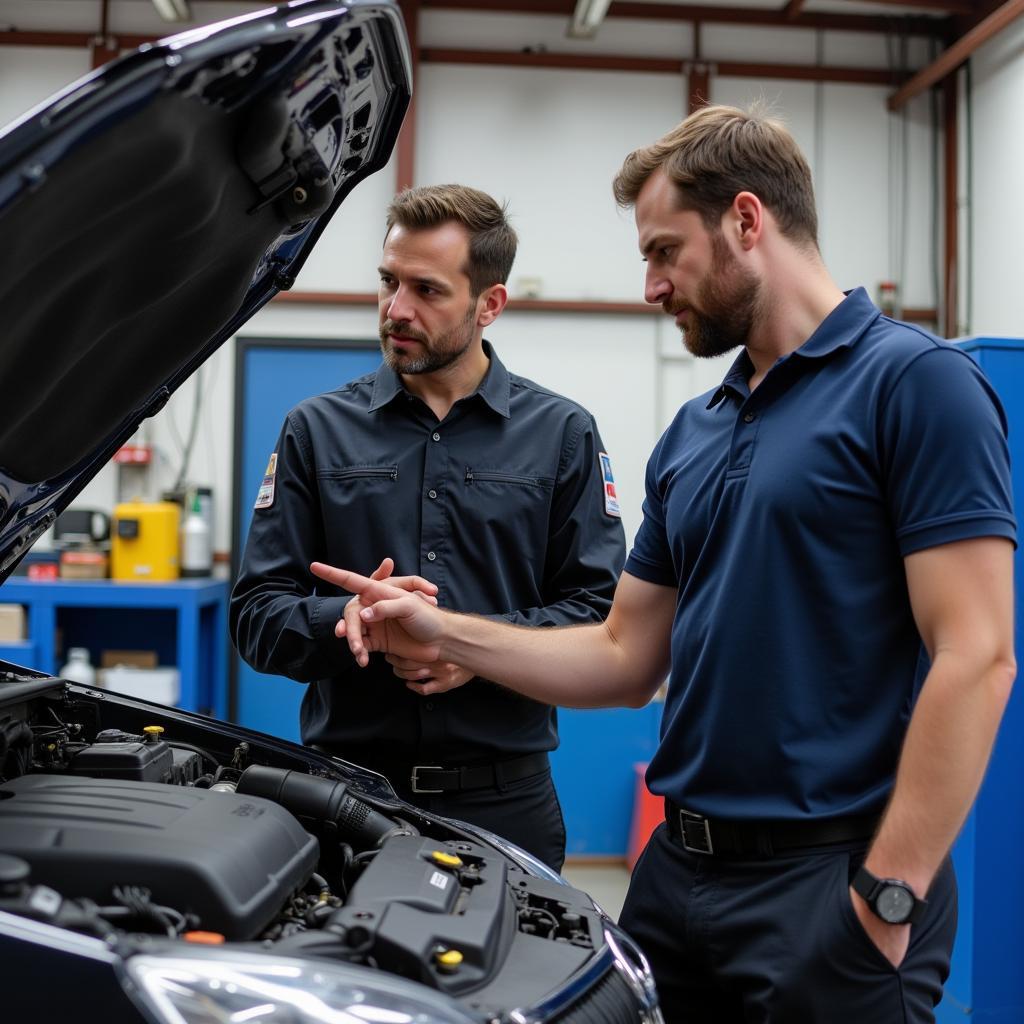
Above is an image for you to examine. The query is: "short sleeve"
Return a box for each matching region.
[882,347,1016,556]
[624,434,679,586]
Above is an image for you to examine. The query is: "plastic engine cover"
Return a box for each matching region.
[0,774,318,939]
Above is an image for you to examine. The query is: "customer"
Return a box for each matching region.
[231,184,626,871]
[312,108,1016,1022]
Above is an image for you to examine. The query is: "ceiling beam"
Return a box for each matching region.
[0,30,153,49]
[273,290,938,322]
[830,0,973,12]
[421,47,682,71]
[423,0,948,34]
[615,1,944,32]
[0,1,950,51]
[421,47,908,84]
[716,60,903,84]
[887,0,1024,107]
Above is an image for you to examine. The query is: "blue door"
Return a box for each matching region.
[233,339,381,741]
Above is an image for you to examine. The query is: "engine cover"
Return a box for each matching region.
[0,774,318,939]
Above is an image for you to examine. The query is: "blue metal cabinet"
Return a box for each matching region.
[232,338,382,738]
[550,703,662,856]
[937,337,1024,1024]
[0,578,229,718]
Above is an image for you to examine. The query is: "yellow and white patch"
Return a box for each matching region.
[254,452,278,510]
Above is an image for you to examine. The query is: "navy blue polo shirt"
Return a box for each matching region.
[625,288,1016,821]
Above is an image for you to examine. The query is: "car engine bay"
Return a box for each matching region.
[0,675,612,1018]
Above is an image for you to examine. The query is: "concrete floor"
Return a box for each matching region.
[561,860,631,921]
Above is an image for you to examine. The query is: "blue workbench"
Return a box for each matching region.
[0,577,229,719]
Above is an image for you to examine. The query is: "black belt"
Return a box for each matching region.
[374,752,550,794]
[666,799,878,858]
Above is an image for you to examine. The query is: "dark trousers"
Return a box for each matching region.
[385,765,567,872]
[619,823,957,1024]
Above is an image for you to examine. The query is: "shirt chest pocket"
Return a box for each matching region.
[460,466,555,541]
[317,465,398,515]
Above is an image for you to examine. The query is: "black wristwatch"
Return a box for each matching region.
[852,865,928,925]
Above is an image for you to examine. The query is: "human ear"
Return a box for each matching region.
[477,283,509,326]
[732,191,763,250]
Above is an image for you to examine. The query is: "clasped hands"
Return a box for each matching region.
[312,558,465,696]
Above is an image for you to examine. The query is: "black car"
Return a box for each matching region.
[0,4,662,1021]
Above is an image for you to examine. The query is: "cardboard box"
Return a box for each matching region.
[0,604,25,642]
[98,666,180,705]
[60,550,109,579]
[101,649,158,669]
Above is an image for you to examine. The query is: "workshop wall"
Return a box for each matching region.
[1,5,995,558]
[968,17,1024,338]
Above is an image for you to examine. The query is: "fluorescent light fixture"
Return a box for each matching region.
[151,0,192,22]
[567,0,612,38]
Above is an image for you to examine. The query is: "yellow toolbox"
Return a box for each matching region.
[111,501,180,581]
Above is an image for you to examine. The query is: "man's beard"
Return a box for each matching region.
[379,304,477,375]
[670,231,762,359]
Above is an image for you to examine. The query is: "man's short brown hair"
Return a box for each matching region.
[385,184,517,295]
[613,104,819,249]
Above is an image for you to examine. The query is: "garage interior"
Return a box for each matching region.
[0,0,1021,1019]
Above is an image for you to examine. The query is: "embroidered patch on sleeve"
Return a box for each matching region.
[598,452,621,518]
[254,452,278,510]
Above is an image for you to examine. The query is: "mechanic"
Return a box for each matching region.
[310,107,1017,1023]
[230,184,626,872]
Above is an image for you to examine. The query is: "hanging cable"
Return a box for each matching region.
[173,366,204,493]
[929,39,941,319]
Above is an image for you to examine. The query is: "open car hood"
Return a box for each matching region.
[0,0,410,582]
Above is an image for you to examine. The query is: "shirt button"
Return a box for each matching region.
[426,551,437,561]
[424,701,434,711]
[743,412,756,423]
[427,489,437,499]
[432,432,441,441]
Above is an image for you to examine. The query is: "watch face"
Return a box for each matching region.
[876,883,914,924]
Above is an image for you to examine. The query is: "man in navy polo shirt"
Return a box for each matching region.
[310,106,1016,1022]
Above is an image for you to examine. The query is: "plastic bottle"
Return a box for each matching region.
[60,647,96,686]
[180,491,212,577]
[877,280,900,318]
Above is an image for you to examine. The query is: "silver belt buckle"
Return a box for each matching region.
[678,808,714,855]
[410,765,444,794]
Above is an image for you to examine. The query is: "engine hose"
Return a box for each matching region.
[236,765,418,847]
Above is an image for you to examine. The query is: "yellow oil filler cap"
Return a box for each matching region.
[143,725,165,742]
[435,949,464,973]
[430,851,463,868]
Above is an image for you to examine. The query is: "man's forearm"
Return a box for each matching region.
[866,651,1015,895]
[316,562,674,708]
[436,612,650,708]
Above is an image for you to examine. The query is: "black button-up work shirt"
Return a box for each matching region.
[230,343,626,764]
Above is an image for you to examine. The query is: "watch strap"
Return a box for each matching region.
[852,865,929,925]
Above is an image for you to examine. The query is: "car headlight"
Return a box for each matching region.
[125,951,479,1024]
[606,925,664,1023]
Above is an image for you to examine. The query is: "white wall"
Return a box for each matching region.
[968,17,1024,337]
[1,2,944,555]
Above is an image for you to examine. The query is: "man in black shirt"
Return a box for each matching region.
[230,184,626,869]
